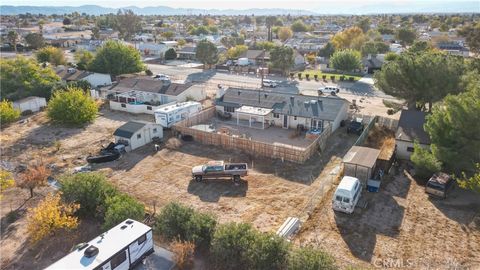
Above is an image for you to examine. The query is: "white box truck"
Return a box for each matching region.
[154,101,202,128]
[332,176,362,214]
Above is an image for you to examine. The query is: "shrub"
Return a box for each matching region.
[0,170,15,199]
[248,232,290,270]
[305,74,310,80]
[340,75,345,81]
[171,239,195,270]
[387,108,395,115]
[290,72,295,78]
[330,75,335,81]
[314,74,318,80]
[410,142,442,179]
[145,69,153,76]
[322,74,327,80]
[298,73,302,79]
[165,48,177,60]
[60,172,118,218]
[103,194,145,230]
[349,77,355,82]
[155,202,216,249]
[288,246,337,270]
[0,100,20,124]
[47,87,98,125]
[36,46,66,65]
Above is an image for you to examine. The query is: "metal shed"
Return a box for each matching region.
[343,146,381,187]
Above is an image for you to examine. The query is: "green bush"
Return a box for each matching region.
[410,142,442,179]
[165,48,177,60]
[60,172,118,218]
[155,202,216,248]
[211,222,290,270]
[47,87,98,125]
[288,246,337,270]
[103,194,145,230]
[145,69,153,76]
[0,100,21,124]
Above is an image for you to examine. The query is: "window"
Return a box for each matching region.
[137,134,141,139]
[110,250,127,269]
[121,103,126,108]
[343,197,350,203]
[147,106,152,110]
[137,234,147,245]
[407,147,414,152]
[335,196,343,201]
[224,106,235,113]
[273,113,280,119]
[294,116,297,120]
[153,128,157,133]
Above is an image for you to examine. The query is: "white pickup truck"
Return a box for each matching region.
[192,160,248,183]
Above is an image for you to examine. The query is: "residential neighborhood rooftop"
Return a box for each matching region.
[396,109,430,145]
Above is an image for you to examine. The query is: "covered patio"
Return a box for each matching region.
[235,106,272,129]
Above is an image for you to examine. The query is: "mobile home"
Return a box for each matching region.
[154,101,202,128]
[332,176,362,214]
[46,219,154,270]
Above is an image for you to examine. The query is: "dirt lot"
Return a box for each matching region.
[296,168,480,269]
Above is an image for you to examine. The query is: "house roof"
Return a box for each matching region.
[343,146,381,168]
[56,67,92,81]
[113,121,146,138]
[177,46,196,53]
[239,50,269,60]
[362,56,384,68]
[108,76,193,96]
[396,110,431,145]
[216,88,347,121]
[13,96,46,104]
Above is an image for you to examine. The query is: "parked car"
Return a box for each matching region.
[152,74,170,81]
[332,176,362,214]
[262,79,277,88]
[217,110,232,120]
[347,120,364,135]
[192,160,248,182]
[319,86,340,93]
[425,172,454,199]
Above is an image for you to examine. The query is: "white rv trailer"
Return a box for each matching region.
[154,101,202,128]
[46,219,154,270]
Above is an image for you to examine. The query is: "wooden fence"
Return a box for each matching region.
[173,107,332,163]
[348,112,399,130]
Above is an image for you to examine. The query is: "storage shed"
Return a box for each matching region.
[113,121,163,152]
[343,146,381,187]
[12,96,47,113]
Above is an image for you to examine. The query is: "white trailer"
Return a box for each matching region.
[154,101,202,128]
[46,219,154,270]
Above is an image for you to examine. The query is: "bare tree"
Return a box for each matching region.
[18,164,51,198]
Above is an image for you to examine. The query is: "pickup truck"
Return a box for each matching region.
[192,160,248,182]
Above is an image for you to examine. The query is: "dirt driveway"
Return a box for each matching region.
[296,169,480,269]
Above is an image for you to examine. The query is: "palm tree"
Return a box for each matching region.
[7,31,19,52]
[265,16,277,42]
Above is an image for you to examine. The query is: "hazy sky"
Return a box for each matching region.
[6,0,468,10]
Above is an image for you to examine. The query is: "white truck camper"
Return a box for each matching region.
[154,101,202,128]
[46,219,154,270]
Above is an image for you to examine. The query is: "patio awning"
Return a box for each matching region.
[236,106,272,116]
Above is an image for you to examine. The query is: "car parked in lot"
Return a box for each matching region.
[262,79,277,88]
[347,120,364,135]
[152,74,170,81]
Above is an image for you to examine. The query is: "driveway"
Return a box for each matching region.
[133,245,175,270]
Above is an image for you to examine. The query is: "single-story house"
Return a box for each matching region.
[13,96,47,113]
[104,76,206,115]
[436,42,469,57]
[215,88,349,131]
[113,121,163,152]
[238,50,270,66]
[362,54,385,74]
[56,67,112,87]
[177,46,197,60]
[138,43,169,57]
[343,146,381,187]
[395,110,431,160]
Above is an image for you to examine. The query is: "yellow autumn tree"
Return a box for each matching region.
[0,170,15,199]
[332,26,366,51]
[27,193,79,243]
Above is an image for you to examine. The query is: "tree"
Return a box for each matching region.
[60,172,118,218]
[278,27,293,42]
[114,9,141,41]
[155,202,216,249]
[410,142,442,179]
[458,22,480,55]
[62,17,71,25]
[288,246,337,270]
[457,163,480,194]
[332,27,366,50]
[356,17,371,33]
[47,87,98,125]
[89,40,144,76]
[164,48,177,60]
[408,40,433,53]
[196,39,218,69]
[291,20,308,33]
[270,46,294,76]
[374,51,465,110]
[103,194,144,230]
[361,41,389,56]
[7,31,19,52]
[36,46,66,66]
[91,26,100,39]
[65,80,92,92]
[424,80,480,173]
[254,41,275,51]
[27,193,79,243]
[74,49,94,70]
[177,39,186,47]
[265,16,277,42]
[18,164,51,198]
[395,27,417,47]
[0,100,21,124]
[247,232,290,270]
[24,33,45,49]
[0,57,60,100]
[384,52,399,61]
[0,170,15,200]
[226,45,248,59]
[318,42,335,58]
[330,49,362,73]
[161,31,175,40]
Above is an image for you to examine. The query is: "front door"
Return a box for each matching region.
[283,115,288,129]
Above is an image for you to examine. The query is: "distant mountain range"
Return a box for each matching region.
[0,2,478,16]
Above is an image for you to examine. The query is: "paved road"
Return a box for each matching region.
[146,64,397,100]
